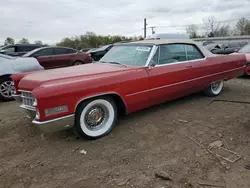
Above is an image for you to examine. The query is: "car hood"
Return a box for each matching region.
[0,56,44,76]
[18,63,138,90]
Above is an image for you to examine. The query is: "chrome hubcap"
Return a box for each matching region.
[0,81,14,98]
[211,81,220,91]
[85,105,108,130]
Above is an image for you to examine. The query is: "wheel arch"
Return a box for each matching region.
[75,92,127,116]
[72,60,84,66]
[0,74,12,79]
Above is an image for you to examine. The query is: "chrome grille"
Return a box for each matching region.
[21,91,35,108]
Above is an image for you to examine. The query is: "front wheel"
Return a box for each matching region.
[204,80,224,97]
[0,76,15,101]
[74,97,117,139]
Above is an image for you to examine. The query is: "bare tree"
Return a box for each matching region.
[203,16,231,37]
[18,38,29,44]
[34,40,43,45]
[235,17,250,35]
[203,16,218,36]
[214,24,230,37]
[186,24,199,38]
[4,37,15,45]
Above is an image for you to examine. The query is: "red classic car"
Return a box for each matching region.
[11,39,246,139]
[23,46,93,69]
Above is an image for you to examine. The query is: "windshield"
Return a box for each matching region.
[238,43,250,53]
[100,44,153,66]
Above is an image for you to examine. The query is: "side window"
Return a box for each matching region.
[67,49,77,54]
[54,48,76,55]
[158,44,186,65]
[185,44,204,61]
[3,46,15,53]
[17,46,37,52]
[34,48,54,57]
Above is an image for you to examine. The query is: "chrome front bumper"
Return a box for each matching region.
[13,94,75,133]
[32,114,75,133]
[12,94,22,103]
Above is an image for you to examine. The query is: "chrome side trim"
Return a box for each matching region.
[154,57,207,67]
[32,114,75,125]
[126,66,244,97]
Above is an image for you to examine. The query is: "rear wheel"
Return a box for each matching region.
[0,76,15,101]
[204,80,224,97]
[74,97,117,139]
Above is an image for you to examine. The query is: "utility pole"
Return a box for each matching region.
[150,26,155,34]
[144,18,147,38]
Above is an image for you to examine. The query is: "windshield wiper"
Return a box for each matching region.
[99,61,127,67]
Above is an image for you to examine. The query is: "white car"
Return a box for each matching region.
[0,54,44,101]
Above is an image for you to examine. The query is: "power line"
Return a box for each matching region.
[149,26,156,34]
[147,16,250,29]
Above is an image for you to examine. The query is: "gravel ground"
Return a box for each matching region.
[0,78,250,188]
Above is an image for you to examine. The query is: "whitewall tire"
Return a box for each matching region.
[204,80,224,97]
[75,97,117,139]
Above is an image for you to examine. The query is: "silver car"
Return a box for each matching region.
[0,54,44,101]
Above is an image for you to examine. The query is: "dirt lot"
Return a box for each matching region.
[0,78,250,188]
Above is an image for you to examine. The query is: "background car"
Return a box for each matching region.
[0,44,45,57]
[23,46,93,69]
[89,44,113,61]
[205,41,248,54]
[0,54,44,101]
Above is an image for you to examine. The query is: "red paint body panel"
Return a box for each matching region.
[244,54,250,75]
[12,54,246,121]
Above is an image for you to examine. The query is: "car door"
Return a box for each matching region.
[34,48,55,69]
[52,48,74,67]
[184,44,209,90]
[146,43,194,105]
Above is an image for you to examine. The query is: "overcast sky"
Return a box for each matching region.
[1,0,250,44]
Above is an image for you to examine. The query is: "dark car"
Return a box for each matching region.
[89,44,113,61]
[23,46,93,69]
[208,41,248,54]
[0,44,45,57]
